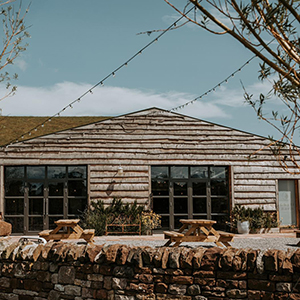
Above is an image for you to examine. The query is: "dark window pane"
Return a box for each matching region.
[152,180,169,196]
[28,217,43,231]
[194,215,208,220]
[68,180,87,196]
[68,166,86,179]
[193,198,207,213]
[160,216,169,229]
[174,182,187,196]
[28,182,44,196]
[5,198,24,215]
[171,166,188,179]
[174,197,188,213]
[27,166,45,179]
[211,198,229,213]
[47,166,66,179]
[49,217,63,230]
[29,198,43,215]
[211,180,228,196]
[192,182,206,196]
[153,197,169,214]
[5,166,25,179]
[49,198,63,214]
[68,198,87,215]
[210,167,227,179]
[174,216,188,229]
[211,214,229,231]
[5,180,24,196]
[49,182,64,196]
[4,217,23,233]
[191,167,208,179]
[151,166,169,179]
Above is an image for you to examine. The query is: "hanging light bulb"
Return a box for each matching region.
[112,72,115,77]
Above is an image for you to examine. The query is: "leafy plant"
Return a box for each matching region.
[80,198,144,236]
[231,205,278,233]
[141,210,161,234]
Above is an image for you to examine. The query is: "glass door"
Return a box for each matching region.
[278,180,297,226]
[151,165,230,231]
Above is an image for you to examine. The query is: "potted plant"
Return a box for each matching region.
[232,205,251,234]
[141,210,161,235]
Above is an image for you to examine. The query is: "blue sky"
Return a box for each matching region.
[0,0,287,140]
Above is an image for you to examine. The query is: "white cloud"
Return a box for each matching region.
[14,59,28,72]
[0,82,229,119]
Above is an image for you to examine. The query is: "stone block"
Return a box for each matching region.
[168,248,181,269]
[263,250,278,272]
[248,280,276,292]
[171,276,193,285]
[276,282,292,292]
[187,284,201,296]
[58,266,75,284]
[248,290,274,300]
[155,283,168,293]
[112,277,127,290]
[138,274,153,284]
[200,248,223,271]
[168,284,187,295]
[64,285,81,296]
[226,289,248,298]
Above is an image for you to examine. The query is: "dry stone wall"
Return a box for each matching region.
[0,240,300,300]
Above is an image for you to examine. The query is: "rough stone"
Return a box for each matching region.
[58,266,75,284]
[187,284,201,296]
[112,277,127,290]
[103,276,112,289]
[263,250,278,272]
[155,283,168,293]
[248,280,276,292]
[226,289,248,298]
[116,245,130,265]
[168,284,187,295]
[168,248,181,269]
[200,248,223,271]
[276,282,292,292]
[64,285,81,296]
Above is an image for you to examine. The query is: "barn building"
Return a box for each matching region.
[0,107,299,234]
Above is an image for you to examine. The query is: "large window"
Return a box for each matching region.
[4,165,87,234]
[151,165,229,230]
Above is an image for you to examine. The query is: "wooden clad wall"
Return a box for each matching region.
[0,108,299,211]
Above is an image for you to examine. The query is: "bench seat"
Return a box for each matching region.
[39,230,52,237]
[163,231,185,238]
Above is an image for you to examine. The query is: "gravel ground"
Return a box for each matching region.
[2,234,300,252]
[92,234,300,252]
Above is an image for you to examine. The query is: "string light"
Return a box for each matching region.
[3,7,195,147]
[169,54,257,113]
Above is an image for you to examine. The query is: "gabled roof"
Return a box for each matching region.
[0,116,109,146]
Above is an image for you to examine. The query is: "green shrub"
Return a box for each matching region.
[231,205,278,233]
[80,198,144,236]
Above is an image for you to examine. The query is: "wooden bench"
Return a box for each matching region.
[295,230,300,238]
[39,219,95,244]
[39,230,52,238]
[215,231,235,247]
[105,214,141,235]
[81,229,95,243]
[164,231,185,238]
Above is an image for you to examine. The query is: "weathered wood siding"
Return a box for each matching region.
[0,108,299,211]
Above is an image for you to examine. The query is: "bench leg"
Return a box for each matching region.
[164,240,172,247]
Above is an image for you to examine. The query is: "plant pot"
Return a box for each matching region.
[237,220,250,234]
